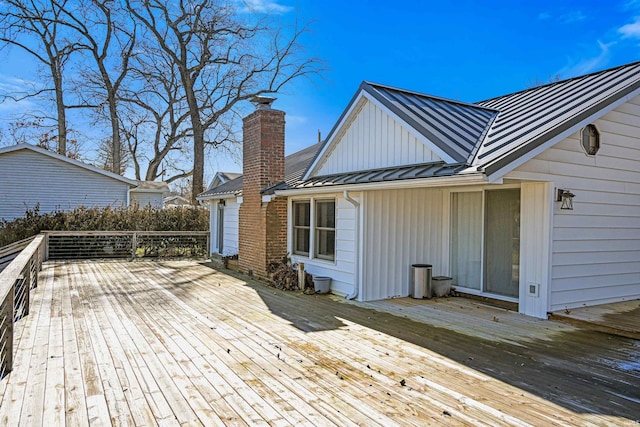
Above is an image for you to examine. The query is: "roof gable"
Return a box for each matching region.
[0,143,138,186]
[304,82,498,180]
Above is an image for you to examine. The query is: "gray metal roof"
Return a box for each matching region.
[292,161,469,189]
[363,82,499,163]
[475,61,640,174]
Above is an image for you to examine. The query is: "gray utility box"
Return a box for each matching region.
[432,276,452,297]
[410,264,432,299]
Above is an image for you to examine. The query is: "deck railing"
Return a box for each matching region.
[0,235,45,379]
[0,230,208,379]
[44,230,209,260]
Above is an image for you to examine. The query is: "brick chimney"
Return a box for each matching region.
[238,97,288,278]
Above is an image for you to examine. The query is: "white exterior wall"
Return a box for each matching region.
[209,199,240,256]
[130,192,163,208]
[506,95,640,311]
[362,187,445,301]
[315,99,440,176]
[289,194,357,297]
[0,149,130,221]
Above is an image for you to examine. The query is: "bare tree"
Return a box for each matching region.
[127,0,320,203]
[0,0,81,155]
[56,0,136,175]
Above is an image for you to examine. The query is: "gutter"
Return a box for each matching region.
[343,191,360,300]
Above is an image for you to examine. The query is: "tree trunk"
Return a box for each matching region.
[53,60,67,156]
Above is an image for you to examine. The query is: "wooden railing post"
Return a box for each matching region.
[131,232,137,259]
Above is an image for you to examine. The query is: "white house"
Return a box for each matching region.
[0,143,166,220]
[200,62,640,319]
[130,181,170,208]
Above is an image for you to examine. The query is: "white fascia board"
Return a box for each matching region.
[275,173,488,196]
[303,92,368,180]
[485,86,640,182]
[364,92,458,164]
[196,193,238,202]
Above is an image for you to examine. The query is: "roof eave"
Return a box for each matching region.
[274,172,488,196]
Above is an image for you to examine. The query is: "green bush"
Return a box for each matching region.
[0,204,209,247]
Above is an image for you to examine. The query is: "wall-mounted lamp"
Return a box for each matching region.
[556,189,575,210]
[218,199,226,207]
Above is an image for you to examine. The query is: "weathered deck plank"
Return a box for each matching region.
[1,260,638,426]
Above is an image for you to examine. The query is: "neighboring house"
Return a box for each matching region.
[199,62,640,319]
[164,194,192,208]
[207,171,241,191]
[0,143,138,221]
[130,181,170,208]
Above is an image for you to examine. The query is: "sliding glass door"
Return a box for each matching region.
[450,189,520,299]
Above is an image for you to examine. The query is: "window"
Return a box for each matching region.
[292,199,336,261]
[581,124,600,156]
[315,200,336,260]
[292,201,310,255]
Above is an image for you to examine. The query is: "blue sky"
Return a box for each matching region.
[271,0,640,165]
[1,0,640,179]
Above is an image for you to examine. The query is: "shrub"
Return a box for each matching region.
[0,204,209,247]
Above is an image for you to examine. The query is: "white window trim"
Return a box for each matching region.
[289,196,337,265]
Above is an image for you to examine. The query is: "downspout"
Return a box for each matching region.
[343,191,360,300]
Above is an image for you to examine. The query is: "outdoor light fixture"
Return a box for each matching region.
[556,189,575,210]
[218,199,226,207]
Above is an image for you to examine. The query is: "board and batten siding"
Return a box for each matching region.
[315,99,440,176]
[289,194,357,297]
[506,94,640,311]
[0,149,130,221]
[209,199,240,256]
[362,187,445,301]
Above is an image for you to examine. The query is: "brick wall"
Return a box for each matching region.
[238,106,288,279]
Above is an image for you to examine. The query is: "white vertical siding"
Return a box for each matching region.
[290,194,357,297]
[315,100,440,176]
[362,187,444,301]
[506,94,640,311]
[0,149,130,221]
[209,199,240,256]
[519,182,553,318]
[130,192,163,208]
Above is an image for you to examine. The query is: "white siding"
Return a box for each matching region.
[315,99,440,176]
[290,194,357,297]
[362,187,445,301]
[506,94,640,311]
[130,192,163,208]
[0,149,130,221]
[209,199,240,256]
[519,182,553,318]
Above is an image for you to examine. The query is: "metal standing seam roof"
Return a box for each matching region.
[474,60,640,174]
[362,82,499,163]
[291,161,470,189]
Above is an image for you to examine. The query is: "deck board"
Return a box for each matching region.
[1,260,638,426]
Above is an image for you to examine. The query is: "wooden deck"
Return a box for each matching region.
[550,300,640,340]
[0,260,638,426]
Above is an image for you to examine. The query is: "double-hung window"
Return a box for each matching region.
[292,201,310,256]
[292,199,336,261]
